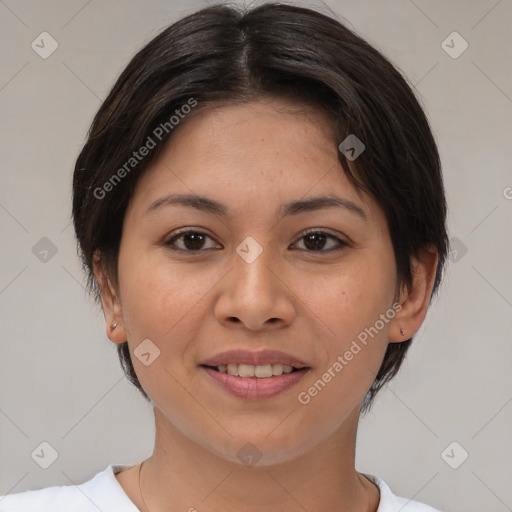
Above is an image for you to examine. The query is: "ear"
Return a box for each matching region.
[389,246,438,343]
[93,251,127,345]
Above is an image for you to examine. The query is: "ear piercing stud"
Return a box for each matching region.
[111,323,118,330]
[400,328,406,336]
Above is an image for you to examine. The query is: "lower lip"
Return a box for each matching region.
[202,366,309,400]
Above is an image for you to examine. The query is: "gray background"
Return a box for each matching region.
[0,1,511,511]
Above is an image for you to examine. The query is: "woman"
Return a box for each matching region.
[0,3,448,511]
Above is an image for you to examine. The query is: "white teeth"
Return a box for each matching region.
[216,363,296,378]
[227,364,238,376]
[238,364,255,378]
[272,364,283,375]
[254,364,273,378]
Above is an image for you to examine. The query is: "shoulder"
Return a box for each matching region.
[364,474,443,512]
[0,464,139,512]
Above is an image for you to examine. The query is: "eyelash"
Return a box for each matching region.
[164,228,349,253]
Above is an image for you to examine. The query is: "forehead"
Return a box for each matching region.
[126,98,374,219]
[164,98,337,175]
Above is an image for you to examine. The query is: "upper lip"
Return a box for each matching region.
[201,349,310,369]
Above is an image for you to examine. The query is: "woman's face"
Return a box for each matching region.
[106,99,406,465]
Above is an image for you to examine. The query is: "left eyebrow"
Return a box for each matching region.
[144,193,368,223]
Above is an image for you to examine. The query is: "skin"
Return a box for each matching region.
[94,98,438,512]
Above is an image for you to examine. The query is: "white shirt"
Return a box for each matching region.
[0,464,442,512]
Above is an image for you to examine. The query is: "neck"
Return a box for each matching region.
[134,406,379,512]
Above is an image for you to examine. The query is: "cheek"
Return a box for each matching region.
[117,249,216,364]
[292,257,396,411]
[296,257,396,347]
[115,255,210,405]
[119,245,204,323]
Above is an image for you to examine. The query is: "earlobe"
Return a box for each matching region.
[109,321,126,344]
[389,247,438,343]
[93,251,127,345]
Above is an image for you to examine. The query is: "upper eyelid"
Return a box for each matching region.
[167,227,343,239]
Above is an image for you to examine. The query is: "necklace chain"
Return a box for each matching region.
[138,460,373,512]
[138,461,150,512]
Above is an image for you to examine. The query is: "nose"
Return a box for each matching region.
[214,245,296,332]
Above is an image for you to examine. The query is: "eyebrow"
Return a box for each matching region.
[144,193,368,222]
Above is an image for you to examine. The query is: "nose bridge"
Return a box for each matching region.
[214,237,295,330]
[232,237,278,303]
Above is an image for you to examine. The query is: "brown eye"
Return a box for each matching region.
[292,230,348,252]
[165,230,221,251]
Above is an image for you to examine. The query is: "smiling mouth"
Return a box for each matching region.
[202,363,303,378]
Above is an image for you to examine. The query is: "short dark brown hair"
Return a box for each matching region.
[72,2,448,413]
